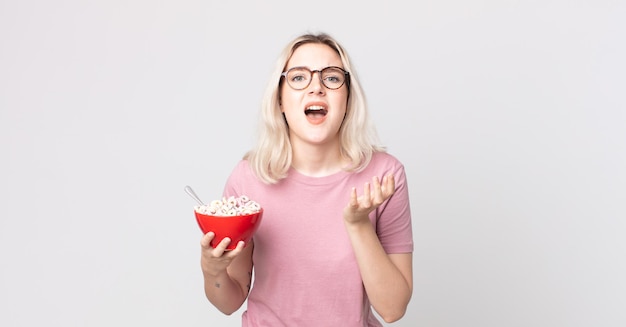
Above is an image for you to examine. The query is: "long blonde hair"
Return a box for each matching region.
[245,33,385,184]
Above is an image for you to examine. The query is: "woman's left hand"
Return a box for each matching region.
[343,174,395,225]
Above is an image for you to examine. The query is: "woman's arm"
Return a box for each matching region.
[200,233,254,315]
[344,222,413,322]
[343,175,413,323]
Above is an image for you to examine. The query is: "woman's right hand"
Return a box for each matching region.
[200,232,246,277]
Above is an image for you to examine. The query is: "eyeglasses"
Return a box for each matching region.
[281,66,350,90]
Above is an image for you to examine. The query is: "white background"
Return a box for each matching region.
[1,1,625,326]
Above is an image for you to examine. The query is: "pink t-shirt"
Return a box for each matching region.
[222,151,413,327]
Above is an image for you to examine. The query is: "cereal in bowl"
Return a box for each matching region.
[195,195,261,216]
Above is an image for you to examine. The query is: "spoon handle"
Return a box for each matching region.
[184,185,205,206]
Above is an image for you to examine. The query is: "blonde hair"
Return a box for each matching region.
[245,33,385,184]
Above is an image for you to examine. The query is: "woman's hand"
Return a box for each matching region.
[343,174,395,225]
[342,173,412,322]
[200,232,253,315]
[200,232,246,278]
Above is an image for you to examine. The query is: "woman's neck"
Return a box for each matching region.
[290,140,347,177]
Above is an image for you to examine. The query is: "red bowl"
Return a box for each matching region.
[195,209,263,250]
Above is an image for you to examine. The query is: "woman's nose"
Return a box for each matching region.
[307,71,325,94]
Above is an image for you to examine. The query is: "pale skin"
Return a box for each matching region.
[200,43,413,322]
[200,233,251,315]
[344,174,413,323]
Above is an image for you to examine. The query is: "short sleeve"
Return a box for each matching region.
[376,161,413,254]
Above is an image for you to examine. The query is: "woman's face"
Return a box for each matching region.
[280,43,349,148]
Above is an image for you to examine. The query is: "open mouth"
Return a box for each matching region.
[303,103,328,125]
[304,105,328,117]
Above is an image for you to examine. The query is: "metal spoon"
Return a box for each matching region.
[184,185,205,206]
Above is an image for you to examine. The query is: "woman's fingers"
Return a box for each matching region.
[360,174,396,207]
[362,182,372,207]
[213,237,232,253]
[372,176,383,205]
[349,187,358,207]
[201,232,215,248]
[229,241,246,255]
[201,233,245,259]
[384,174,395,198]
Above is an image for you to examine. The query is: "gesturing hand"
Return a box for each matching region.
[343,174,395,225]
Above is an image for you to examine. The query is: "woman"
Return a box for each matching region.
[200,33,413,326]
